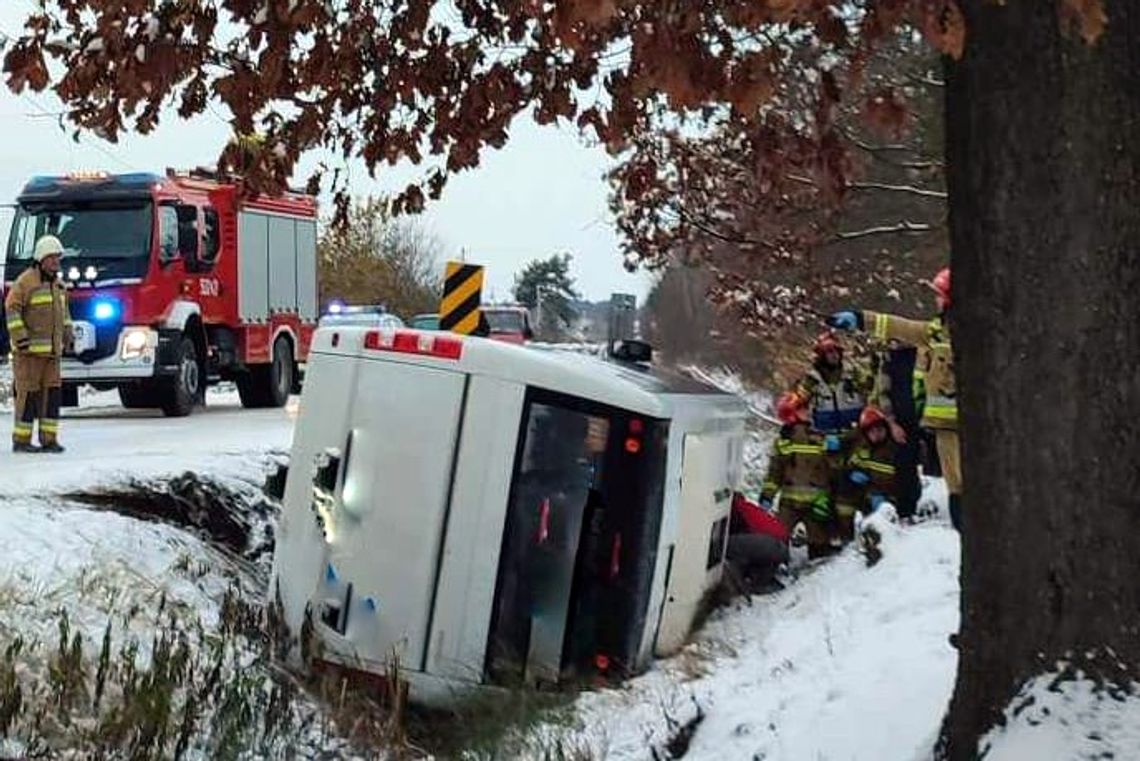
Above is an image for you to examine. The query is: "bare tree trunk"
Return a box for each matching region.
[940,1,1140,757]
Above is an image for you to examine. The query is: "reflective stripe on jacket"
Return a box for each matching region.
[5,268,71,357]
[760,423,835,509]
[863,310,956,431]
[797,365,869,435]
[836,430,900,514]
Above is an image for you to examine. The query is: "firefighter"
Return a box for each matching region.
[833,406,900,542]
[5,235,71,453]
[827,267,960,529]
[760,391,836,559]
[796,330,871,436]
[869,342,922,521]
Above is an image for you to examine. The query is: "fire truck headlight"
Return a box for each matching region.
[120,328,152,360]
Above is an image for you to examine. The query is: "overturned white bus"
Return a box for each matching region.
[269,327,749,702]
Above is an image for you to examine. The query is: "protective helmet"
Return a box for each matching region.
[775,391,809,425]
[859,405,888,431]
[33,235,64,263]
[930,267,951,310]
[813,330,843,359]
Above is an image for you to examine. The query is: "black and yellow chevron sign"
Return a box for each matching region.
[440,261,485,334]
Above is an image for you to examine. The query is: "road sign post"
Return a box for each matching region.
[440,261,485,335]
[608,292,637,355]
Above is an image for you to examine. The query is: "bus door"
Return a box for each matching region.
[485,390,668,686]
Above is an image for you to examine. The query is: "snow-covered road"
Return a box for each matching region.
[0,387,296,494]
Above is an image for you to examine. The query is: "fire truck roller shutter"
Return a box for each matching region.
[268,216,298,314]
[238,212,270,322]
[296,220,318,322]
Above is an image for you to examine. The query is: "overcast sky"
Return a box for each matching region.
[0,5,651,303]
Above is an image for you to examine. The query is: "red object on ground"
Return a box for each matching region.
[732,493,790,543]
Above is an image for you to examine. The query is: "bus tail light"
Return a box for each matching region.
[364,329,463,360]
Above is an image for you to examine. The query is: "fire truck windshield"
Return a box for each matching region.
[7,202,153,263]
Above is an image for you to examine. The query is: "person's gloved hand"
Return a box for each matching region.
[869,493,886,512]
[848,469,871,485]
[824,434,841,452]
[810,495,832,522]
[14,337,29,352]
[826,310,863,331]
[759,497,773,510]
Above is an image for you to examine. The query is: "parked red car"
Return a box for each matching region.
[481,305,534,344]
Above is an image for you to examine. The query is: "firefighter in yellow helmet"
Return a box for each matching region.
[827,267,960,529]
[5,235,72,453]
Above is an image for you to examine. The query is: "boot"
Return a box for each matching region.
[13,389,40,453]
[949,494,962,532]
[39,442,65,454]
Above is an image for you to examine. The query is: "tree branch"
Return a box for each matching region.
[787,173,946,199]
[834,220,938,240]
[847,181,947,199]
[670,205,773,249]
[905,72,946,88]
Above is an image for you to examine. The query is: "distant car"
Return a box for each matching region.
[482,305,534,344]
[319,304,405,329]
[409,313,441,331]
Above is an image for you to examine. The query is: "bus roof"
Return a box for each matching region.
[311,327,747,419]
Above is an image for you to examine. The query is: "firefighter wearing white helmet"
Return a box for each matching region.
[5,234,72,453]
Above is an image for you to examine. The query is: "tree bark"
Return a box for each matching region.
[940,1,1140,757]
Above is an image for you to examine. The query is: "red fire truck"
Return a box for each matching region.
[3,169,319,416]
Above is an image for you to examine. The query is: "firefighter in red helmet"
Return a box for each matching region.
[796,330,872,437]
[832,405,902,542]
[827,266,961,530]
[760,391,837,559]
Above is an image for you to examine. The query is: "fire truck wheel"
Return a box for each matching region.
[161,337,200,417]
[238,337,293,409]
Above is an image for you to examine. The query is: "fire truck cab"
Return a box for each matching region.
[270,326,749,704]
[3,169,318,415]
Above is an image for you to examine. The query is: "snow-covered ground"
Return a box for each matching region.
[0,385,293,641]
[0,383,296,494]
[513,481,960,761]
[982,669,1140,759]
[0,387,365,758]
[3,366,1127,760]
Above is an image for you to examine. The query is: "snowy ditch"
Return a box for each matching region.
[0,465,377,760]
[62,470,280,569]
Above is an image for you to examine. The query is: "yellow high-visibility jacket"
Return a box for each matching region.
[5,267,71,358]
[760,423,835,511]
[863,311,955,431]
